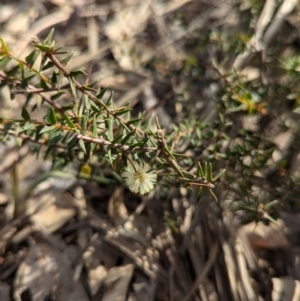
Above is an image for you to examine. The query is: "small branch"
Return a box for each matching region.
[46,52,145,135]
[157,129,215,188]
[0,71,65,113]
[12,84,69,94]
[0,123,156,153]
[187,123,231,172]
[76,133,156,153]
[0,125,47,145]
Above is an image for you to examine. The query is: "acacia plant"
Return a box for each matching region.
[0,29,223,205]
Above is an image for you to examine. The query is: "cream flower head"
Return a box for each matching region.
[122,160,157,195]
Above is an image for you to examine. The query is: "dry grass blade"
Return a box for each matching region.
[181,241,219,301]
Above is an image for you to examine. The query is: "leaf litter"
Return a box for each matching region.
[1,0,300,300]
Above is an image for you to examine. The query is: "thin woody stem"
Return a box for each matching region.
[124,154,137,172]
[0,71,66,113]
[45,52,144,135]
[157,128,215,188]
[76,133,156,153]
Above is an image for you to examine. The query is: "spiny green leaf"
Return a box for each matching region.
[18,61,24,71]
[127,117,143,125]
[64,114,76,129]
[73,99,79,116]
[0,56,11,69]
[23,68,35,80]
[20,122,35,132]
[48,107,57,125]
[43,28,55,46]
[83,94,90,110]
[264,200,279,211]
[80,114,88,134]
[88,81,98,88]
[42,61,54,71]
[24,93,33,109]
[69,78,77,98]
[44,145,55,159]
[81,85,97,92]
[60,52,74,66]
[6,64,19,77]
[213,168,226,181]
[33,44,53,53]
[147,128,156,136]
[40,53,48,70]
[60,103,74,110]
[78,139,87,154]
[52,46,64,54]
[107,91,114,107]
[78,96,84,115]
[35,125,44,141]
[51,71,57,85]
[51,91,65,100]
[21,107,30,120]
[3,123,12,140]
[96,87,107,99]
[106,149,113,165]
[90,101,101,113]
[0,38,9,54]
[197,162,204,178]
[48,130,63,146]
[90,141,97,153]
[20,79,29,89]
[21,71,35,88]
[204,162,208,179]
[129,142,148,149]
[114,108,132,116]
[25,49,40,67]
[57,71,64,91]
[39,125,56,134]
[70,69,87,77]
[67,135,78,151]
[40,79,49,90]
[92,116,98,138]
[195,186,204,201]
[164,147,176,160]
[53,48,68,55]
[209,189,218,202]
[207,162,213,182]
[111,133,124,144]
[123,104,131,121]
[31,103,38,112]
[105,118,113,141]
[120,131,134,144]
[35,94,43,110]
